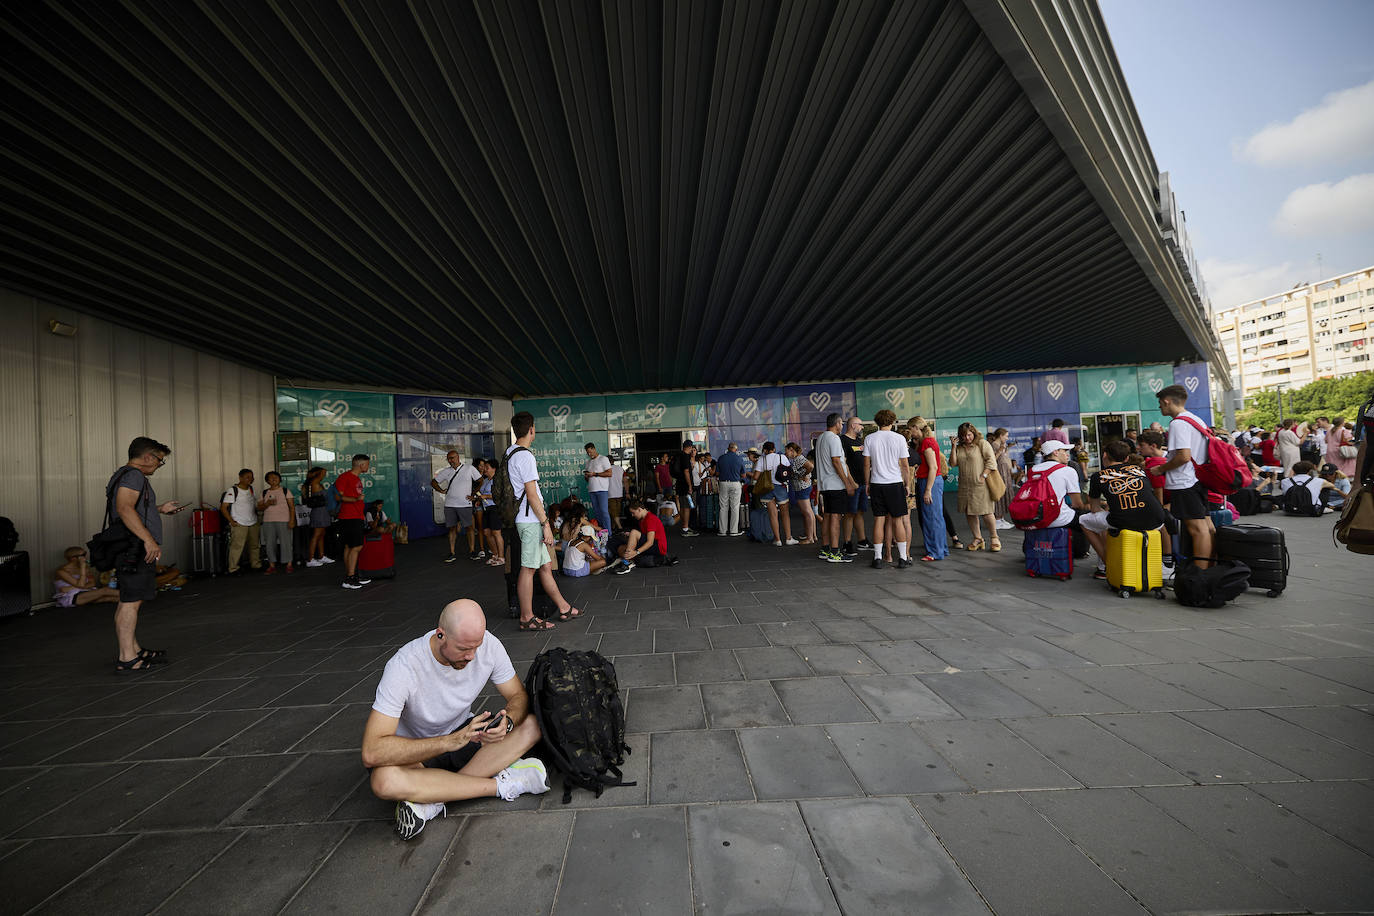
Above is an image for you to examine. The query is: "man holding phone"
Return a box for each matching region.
[107,436,188,674]
[362,598,549,840]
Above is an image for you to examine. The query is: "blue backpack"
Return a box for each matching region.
[325,484,341,516]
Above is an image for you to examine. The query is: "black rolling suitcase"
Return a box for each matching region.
[1215,524,1288,598]
[1,551,32,617]
[191,534,226,576]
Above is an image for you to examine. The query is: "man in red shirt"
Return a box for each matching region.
[336,454,371,589]
[612,500,675,574]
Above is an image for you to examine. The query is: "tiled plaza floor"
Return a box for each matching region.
[1,510,1371,914]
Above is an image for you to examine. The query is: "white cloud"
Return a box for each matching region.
[1238,80,1374,167]
[1272,172,1374,238]
[1201,257,1296,310]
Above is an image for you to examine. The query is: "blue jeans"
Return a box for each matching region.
[917,476,948,559]
[588,490,611,531]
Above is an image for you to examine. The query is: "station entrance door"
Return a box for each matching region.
[1080,412,1140,471]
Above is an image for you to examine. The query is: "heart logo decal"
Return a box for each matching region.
[884,389,905,409]
[734,397,758,419]
[410,405,428,420]
[548,404,571,421]
[1046,381,1065,400]
[809,392,831,412]
[999,384,1018,403]
[949,385,969,406]
[1148,377,1164,394]
[1184,376,1199,393]
[645,403,666,423]
[317,399,350,425]
[1100,379,1117,397]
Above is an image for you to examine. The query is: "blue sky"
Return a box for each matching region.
[1100,0,1374,310]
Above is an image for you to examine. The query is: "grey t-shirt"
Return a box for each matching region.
[109,465,160,543]
[815,431,845,491]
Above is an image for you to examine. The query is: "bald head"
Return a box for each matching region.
[437,599,486,642]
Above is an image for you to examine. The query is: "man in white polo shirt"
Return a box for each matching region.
[583,442,613,531]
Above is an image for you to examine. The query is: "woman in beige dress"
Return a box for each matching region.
[949,422,1000,551]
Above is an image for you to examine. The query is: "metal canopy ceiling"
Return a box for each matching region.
[0,0,1214,398]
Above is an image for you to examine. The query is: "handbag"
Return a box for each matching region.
[1333,486,1374,554]
[1339,443,1358,459]
[751,460,774,497]
[981,442,1006,501]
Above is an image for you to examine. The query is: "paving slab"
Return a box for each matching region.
[124,755,294,830]
[688,802,839,916]
[653,628,711,653]
[1249,779,1374,856]
[611,653,677,688]
[825,723,967,795]
[1135,662,1298,708]
[0,762,130,838]
[672,649,744,684]
[1025,787,1297,914]
[228,752,364,825]
[1092,713,1301,784]
[0,834,132,915]
[418,811,572,916]
[624,685,705,733]
[912,792,1146,916]
[1137,784,1374,912]
[912,719,1079,791]
[986,668,1131,715]
[738,727,861,799]
[207,705,342,756]
[15,758,213,837]
[733,646,813,679]
[915,671,1047,719]
[282,817,461,914]
[1177,707,1374,779]
[801,797,988,914]
[1207,658,1374,705]
[1002,715,1189,788]
[38,829,237,915]
[1060,665,1220,712]
[700,681,790,728]
[1265,703,1374,755]
[557,807,691,916]
[772,677,875,725]
[844,674,962,722]
[649,730,753,804]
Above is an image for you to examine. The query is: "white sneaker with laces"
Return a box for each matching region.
[395,800,445,840]
[496,758,550,801]
[306,558,323,568]
[319,556,336,565]
[784,538,799,545]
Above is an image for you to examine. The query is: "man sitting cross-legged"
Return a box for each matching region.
[362,599,550,840]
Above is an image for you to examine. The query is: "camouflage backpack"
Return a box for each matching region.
[525,648,633,803]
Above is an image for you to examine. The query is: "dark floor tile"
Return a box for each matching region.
[1025,787,1298,914]
[126,708,272,759]
[228,753,364,825]
[772,677,874,725]
[733,646,812,680]
[612,653,677,688]
[282,817,460,914]
[796,644,878,677]
[813,619,887,643]
[653,628,710,653]
[595,630,654,657]
[649,730,753,804]
[211,675,310,710]
[207,705,341,756]
[292,704,371,753]
[0,834,132,913]
[15,758,213,837]
[125,755,295,830]
[1265,704,1374,756]
[867,618,944,640]
[624,685,705,733]
[913,719,1079,791]
[689,802,839,915]
[38,829,236,916]
[826,723,967,794]
[738,727,860,799]
[585,613,640,633]
[638,609,688,629]
[700,681,790,729]
[853,640,952,674]
[1133,663,1295,708]
[1094,712,1301,783]
[0,717,123,767]
[1177,708,1374,779]
[916,672,1046,719]
[1206,658,1374,706]
[729,604,790,624]
[1250,780,1374,856]
[672,649,742,684]
[47,712,202,764]
[1061,666,1219,712]
[418,811,574,915]
[705,624,769,649]
[913,793,1146,916]
[986,669,1129,716]
[760,621,829,646]
[844,674,962,722]
[684,608,739,628]
[271,671,373,707]
[1002,716,1190,788]
[802,797,989,914]
[0,763,129,838]
[557,807,691,916]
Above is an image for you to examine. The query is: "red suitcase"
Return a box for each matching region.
[358,532,395,579]
[190,507,222,536]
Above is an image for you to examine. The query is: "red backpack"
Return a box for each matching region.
[1009,467,1062,529]
[1175,416,1253,495]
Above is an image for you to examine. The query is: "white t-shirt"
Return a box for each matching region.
[1031,460,1081,527]
[372,629,516,739]
[221,485,258,526]
[1315,428,1328,457]
[433,463,482,508]
[585,454,611,493]
[1281,474,1323,503]
[759,452,785,480]
[608,464,624,499]
[505,444,541,524]
[1165,410,1210,491]
[862,429,908,485]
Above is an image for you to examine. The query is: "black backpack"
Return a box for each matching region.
[1174,560,1250,608]
[0,516,16,554]
[491,447,529,523]
[525,648,634,803]
[1230,487,1259,517]
[1282,478,1322,517]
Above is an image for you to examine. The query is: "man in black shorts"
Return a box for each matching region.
[814,413,856,562]
[862,410,912,569]
[1150,385,1215,572]
[107,437,186,673]
[840,416,871,554]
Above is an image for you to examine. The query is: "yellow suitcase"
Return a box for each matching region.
[1105,528,1165,599]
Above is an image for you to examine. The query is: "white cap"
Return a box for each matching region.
[1040,440,1070,458]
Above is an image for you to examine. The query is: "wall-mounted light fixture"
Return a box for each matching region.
[48,319,78,337]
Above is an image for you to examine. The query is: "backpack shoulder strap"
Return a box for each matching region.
[1176,415,1211,439]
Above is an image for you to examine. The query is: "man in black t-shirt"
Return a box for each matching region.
[839,417,871,553]
[671,441,699,536]
[1078,440,1167,578]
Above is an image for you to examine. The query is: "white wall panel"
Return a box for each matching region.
[0,288,276,609]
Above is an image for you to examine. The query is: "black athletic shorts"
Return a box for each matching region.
[421,717,483,772]
[484,507,503,531]
[821,489,848,515]
[117,558,158,603]
[868,482,907,518]
[339,518,366,547]
[1166,482,1211,521]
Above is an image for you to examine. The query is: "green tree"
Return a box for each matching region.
[1238,371,1374,429]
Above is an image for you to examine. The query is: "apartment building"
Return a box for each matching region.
[1213,265,1372,396]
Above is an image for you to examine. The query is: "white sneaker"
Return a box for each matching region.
[496,758,550,801]
[395,800,445,840]
[784,538,799,546]
[319,556,336,565]
[995,519,1014,530]
[306,559,323,568]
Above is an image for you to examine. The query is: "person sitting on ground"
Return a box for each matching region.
[53,546,121,607]
[365,499,396,535]
[559,506,607,577]
[1282,461,1338,514]
[1029,440,1086,529]
[1078,441,1168,579]
[362,599,549,841]
[612,499,674,574]
[1318,463,1351,510]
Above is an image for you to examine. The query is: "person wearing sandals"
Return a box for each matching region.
[363,598,551,840]
[506,411,583,631]
[785,442,818,544]
[949,423,1001,553]
[107,437,185,673]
